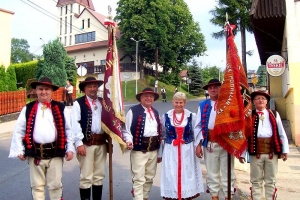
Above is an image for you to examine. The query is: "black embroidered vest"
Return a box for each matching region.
[75,96,103,143]
[23,100,66,157]
[248,109,283,156]
[130,104,161,151]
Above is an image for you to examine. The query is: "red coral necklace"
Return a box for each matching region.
[173,111,184,126]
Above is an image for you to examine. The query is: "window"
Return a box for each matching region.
[100,60,106,65]
[60,18,62,35]
[70,15,72,33]
[75,31,96,44]
[88,18,90,28]
[69,35,72,45]
[65,16,67,34]
[65,5,68,15]
[70,4,73,13]
[78,5,80,14]
[60,7,62,16]
[82,20,85,29]
[64,36,67,46]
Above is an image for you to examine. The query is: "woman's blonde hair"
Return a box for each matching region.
[173,92,186,101]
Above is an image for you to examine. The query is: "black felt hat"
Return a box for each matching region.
[202,78,221,90]
[30,76,59,91]
[79,76,104,92]
[136,87,159,102]
[251,91,270,103]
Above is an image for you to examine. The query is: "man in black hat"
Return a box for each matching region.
[239,91,289,200]
[122,87,162,200]
[194,78,236,200]
[71,76,107,200]
[9,76,75,200]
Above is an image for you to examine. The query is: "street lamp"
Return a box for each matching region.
[130,37,145,94]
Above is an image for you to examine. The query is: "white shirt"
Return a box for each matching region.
[122,105,158,143]
[71,96,103,148]
[9,102,75,158]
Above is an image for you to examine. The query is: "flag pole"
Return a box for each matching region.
[225,13,232,200]
[106,6,114,200]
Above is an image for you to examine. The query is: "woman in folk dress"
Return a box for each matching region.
[159,92,204,200]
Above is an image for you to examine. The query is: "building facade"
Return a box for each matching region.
[0,8,14,69]
[250,0,300,145]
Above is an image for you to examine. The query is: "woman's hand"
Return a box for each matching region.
[126,141,133,150]
[195,144,203,158]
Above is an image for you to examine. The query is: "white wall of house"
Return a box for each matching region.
[0,8,14,68]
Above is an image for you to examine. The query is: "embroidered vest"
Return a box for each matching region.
[130,104,161,151]
[164,113,194,144]
[75,96,103,143]
[200,99,212,147]
[23,100,66,157]
[248,109,282,156]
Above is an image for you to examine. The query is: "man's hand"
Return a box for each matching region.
[18,154,26,161]
[281,153,288,161]
[77,145,86,156]
[65,151,74,161]
[239,157,246,164]
[126,141,133,150]
[157,157,162,163]
[195,144,203,158]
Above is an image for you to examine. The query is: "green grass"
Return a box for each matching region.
[122,75,199,102]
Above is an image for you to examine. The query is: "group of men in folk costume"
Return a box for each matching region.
[8,15,289,200]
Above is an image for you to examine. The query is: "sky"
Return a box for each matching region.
[1,0,260,71]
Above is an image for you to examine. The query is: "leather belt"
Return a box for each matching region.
[208,130,216,142]
[84,133,108,146]
[141,136,159,152]
[257,137,273,154]
[35,142,56,159]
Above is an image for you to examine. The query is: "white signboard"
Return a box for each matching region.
[266,55,286,77]
[77,65,87,76]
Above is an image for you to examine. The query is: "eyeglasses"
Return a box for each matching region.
[254,98,267,101]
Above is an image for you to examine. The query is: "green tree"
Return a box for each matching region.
[11,38,34,63]
[40,39,67,86]
[115,0,206,75]
[65,56,77,85]
[0,65,6,92]
[188,59,204,96]
[5,66,17,91]
[209,0,253,72]
[257,65,267,86]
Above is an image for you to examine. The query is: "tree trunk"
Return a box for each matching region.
[240,23,247,75]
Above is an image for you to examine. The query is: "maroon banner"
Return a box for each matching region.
[101,24,126,153]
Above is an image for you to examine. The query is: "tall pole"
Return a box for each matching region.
[225,13,232,200]
[135,41,138,94]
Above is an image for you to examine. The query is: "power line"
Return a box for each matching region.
[50,0,109,35]
[20,0,107,41]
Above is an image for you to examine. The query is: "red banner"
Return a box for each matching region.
[101,23,126,153]
[212,25,252,158]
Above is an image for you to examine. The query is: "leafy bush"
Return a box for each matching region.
[13,60,38,88]
[0,65,6,92]
[5,65,17,91]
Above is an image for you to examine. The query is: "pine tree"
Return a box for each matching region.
[41,39,67,86]
[65,56,77,85]
[188,59,204,96]
[5,65,17,91]
[0,65,6,92]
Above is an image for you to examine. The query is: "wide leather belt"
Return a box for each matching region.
[35,142,56,159]
[257,137,273,154]
[141,136,159,152]
[208,130,216,142]
[84,133,108,146]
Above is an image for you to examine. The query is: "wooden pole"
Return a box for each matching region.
[108,136,113,200]
[225,13,232,200]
